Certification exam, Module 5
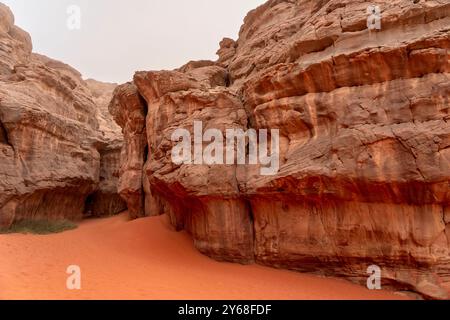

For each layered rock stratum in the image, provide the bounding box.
[111,0,450,299]
[85,79,127,217]
[0,3,125,226]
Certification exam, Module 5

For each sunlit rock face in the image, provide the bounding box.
[0,3,125,226]
[112,0,450,298]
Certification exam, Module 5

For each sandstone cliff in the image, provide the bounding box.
[111,0,450,299]
[0,3,125,225]
[85,79,127,217]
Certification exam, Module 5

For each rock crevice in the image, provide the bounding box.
[0,119,11,146]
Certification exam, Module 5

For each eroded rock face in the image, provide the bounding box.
[109,83,148,219]
[0,3,31,75]
[85,79,127,217]
[111,0,450,298]
[0,3,125,225]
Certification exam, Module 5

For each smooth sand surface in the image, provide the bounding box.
[0,213,406,300]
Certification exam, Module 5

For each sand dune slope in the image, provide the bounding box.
[0,214,405,300]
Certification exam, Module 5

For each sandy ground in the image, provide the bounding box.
[0,213,406,300]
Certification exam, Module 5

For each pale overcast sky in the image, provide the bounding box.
[3,0,266,83]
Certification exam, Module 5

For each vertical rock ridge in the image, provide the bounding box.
[109,83,148,219]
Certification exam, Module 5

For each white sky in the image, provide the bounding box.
[3,0,266,83]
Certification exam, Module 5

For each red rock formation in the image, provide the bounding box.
[85,79,127,217]
[109,83,148,219]
[111,0,450,298]
[0,3,125,225]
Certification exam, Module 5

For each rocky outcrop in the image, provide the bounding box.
[109,83,148,219]
[0,3,31,75]
[85,79,127,217]
[112,0,450,299]
[0,3,125,226]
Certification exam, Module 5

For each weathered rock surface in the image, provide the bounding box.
[112,0,450,299]
[0,3,31,75]
[0,3,125,225]
[85,79,127,217]
[109,83,148,219]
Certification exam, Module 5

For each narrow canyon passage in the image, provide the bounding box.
[0,213,404,300]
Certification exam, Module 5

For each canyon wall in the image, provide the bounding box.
[85,79,127,217]
[111,0,450,299]
[0,3,125,226]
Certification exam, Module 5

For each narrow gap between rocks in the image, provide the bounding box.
[0,120,11,146]
[245,199,257,263]
[83,193,95,216]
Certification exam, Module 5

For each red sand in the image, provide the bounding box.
[0,213,406,300]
